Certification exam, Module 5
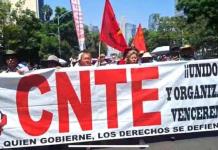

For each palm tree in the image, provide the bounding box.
[42,5,53,21]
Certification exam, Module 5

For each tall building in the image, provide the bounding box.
[8,0,44,19]
[120,16,126,40]
[148,13,160,31]
[107,18,137,56]
[107,17,136,56]
[38,0,44,19]
[125,23,136,44]
[88,25,99,33]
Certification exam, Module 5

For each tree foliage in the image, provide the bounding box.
[2,0,218,64]
[176,0,218,57]
[41,4,53,21]
[1,1,107,66]
[177,0,218,31]
[146,16,185,51]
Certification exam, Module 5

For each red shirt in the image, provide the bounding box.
[117,59,126,65]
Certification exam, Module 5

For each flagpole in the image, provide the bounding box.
[98,41,101,66]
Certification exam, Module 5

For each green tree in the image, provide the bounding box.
[177,0,218,31]
[2,0,42,63]
[39,7,79,60]
[54,7,79,59]
[42,4,53,21]
[0,0,11,50]
[84,25,107,58]
[177,0,218,58]
[54,7,68,17]
[1,1,108,64]
[147,16,185,51]
[0,0,11,26]
[38,33,58,58]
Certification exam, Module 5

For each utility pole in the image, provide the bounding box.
[57,15,61,58]
[56,11,71,58]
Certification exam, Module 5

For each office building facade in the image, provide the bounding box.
[148,13,160,31]
[88,25,99,33]
[125,23,136,44]
[8,0,44,19]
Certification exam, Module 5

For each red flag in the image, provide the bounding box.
[132,24,148,53]
[100,0,128,52]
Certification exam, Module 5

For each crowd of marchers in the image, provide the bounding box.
[0,44,195,75]
[0,44,196,149]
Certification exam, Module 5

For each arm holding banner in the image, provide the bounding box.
[0,111,7,135]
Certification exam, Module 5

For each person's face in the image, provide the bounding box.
[100,56,105,62]
[141,57,150,63]
[47,61,59,68]
[6,55,18,69]
[128,54,138,64]
[80,53,91,66]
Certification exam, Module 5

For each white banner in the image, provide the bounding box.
[1,59,218,148]
[70,0,85,51]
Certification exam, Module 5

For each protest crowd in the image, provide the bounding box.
[2,0,216,149]
[0,44,195,74]
[0,44,196,149]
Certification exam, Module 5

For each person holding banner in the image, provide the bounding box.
[95,53,108,66]
[0,111,7,136]
[117,47,132,65]
[2,50,29,74]
[74,50,92,67]
[169,46,180,61]
[141,52,153,63]
[180,44,196,61]
[45,55,62,68]
[125,49,139,64]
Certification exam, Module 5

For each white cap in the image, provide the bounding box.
[47,55,59,62]
[142,52,152,58]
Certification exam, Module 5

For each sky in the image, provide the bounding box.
[44,0,175,28]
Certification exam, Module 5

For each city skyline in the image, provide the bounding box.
[44,0,175,28]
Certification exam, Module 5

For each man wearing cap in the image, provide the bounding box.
[141,52,153,63]
[0,111,7,135]
[180,44,196,61]
[46,55,62,68]
[2,50,29,74]
[95,53,108,66]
